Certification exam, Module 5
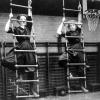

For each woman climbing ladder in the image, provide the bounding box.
[1,0,39,98]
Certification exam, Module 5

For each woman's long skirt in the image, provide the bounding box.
[1,40,36,72]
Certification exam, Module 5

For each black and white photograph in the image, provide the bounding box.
[0,0,100,100]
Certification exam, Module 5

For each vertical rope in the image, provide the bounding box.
[10,0,12,14]
[10,0,19,95]
[63,0,65,17]
[28,0,39,96]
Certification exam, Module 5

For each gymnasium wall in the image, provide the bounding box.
[0,0,100,99]
[0,13,100,43]
[0,13,100,99]
[0,42,98,99]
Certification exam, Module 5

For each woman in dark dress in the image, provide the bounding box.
[2,11,36,72]
[1,9,38,96]
[57,19,90,93]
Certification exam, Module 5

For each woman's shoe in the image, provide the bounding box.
[81,86,89,93]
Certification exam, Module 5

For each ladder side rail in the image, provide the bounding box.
[63,0,87,93]
[10,0,39,97]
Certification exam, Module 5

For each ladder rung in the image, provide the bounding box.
[63,8,81,12]
[67,63,85,66]
[15,64,38,67]
[13,34,35,37]
[16,94,39,98]
[14,49,36,52]
[67,49,85,52]
[64,21,82,25]
[65,36,83,38]
[68,90,83,93]
[16,79,39,82]
[10,3,32,9]
[67,77,86,79]
[11,18,33,23]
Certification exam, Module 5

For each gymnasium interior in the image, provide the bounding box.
[0,0,100,100]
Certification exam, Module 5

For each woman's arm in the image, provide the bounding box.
[5,13,13,33]
[57,22,64,35]
[57,17,69,38]
[57,17,65,34]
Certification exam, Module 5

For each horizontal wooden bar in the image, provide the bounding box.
[67,77,86,79]
[68,90,83,93]
[67,48,85,52]
[16,94,39,98]
[10,3,32,9]
[63,8,81,12]
[13,34,35,37]
[64,21,82,25]
[16,79,39,82]
[11,18,33,23]
[15,64,38,67]
[67,63,86,66]
[65,36,84,38]
[14,49,36,52]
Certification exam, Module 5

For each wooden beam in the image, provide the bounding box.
[83,0,87,14]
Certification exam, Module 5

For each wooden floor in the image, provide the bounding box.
[27,92,100,100]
